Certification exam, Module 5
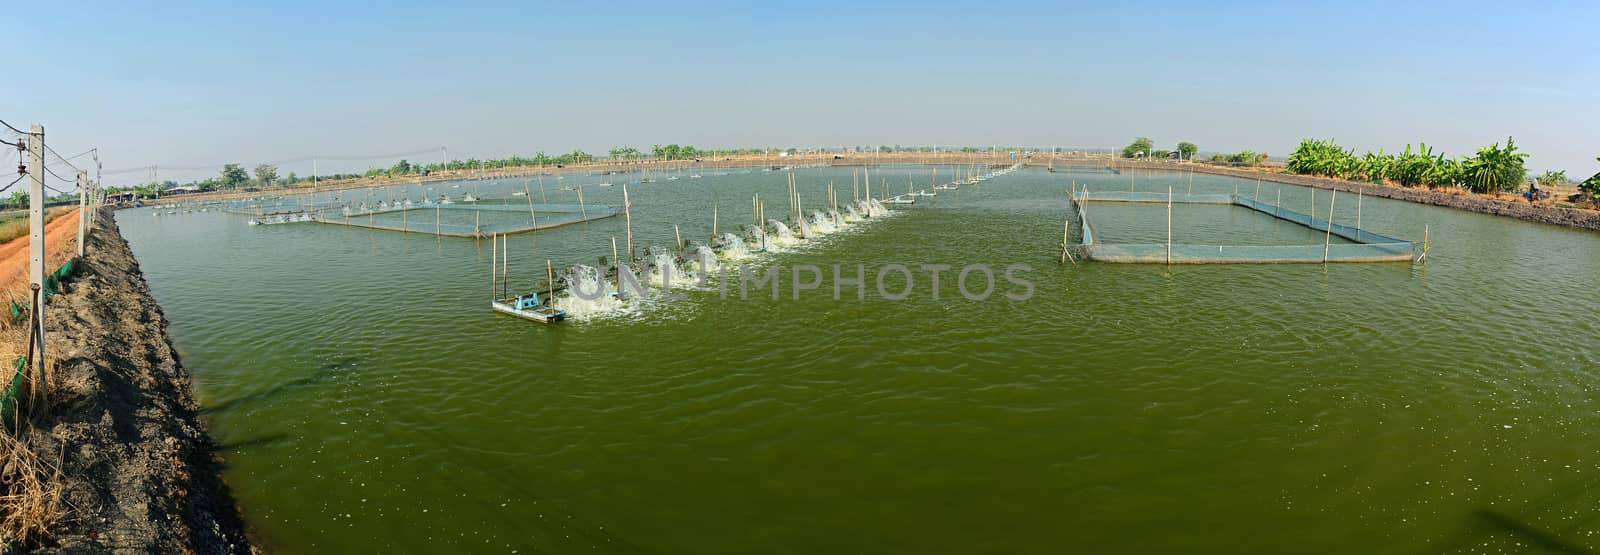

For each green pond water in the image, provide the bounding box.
[117,166,1600,554]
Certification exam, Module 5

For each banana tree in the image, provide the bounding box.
[1460,137,1528,195]
[1580,157,1600,201]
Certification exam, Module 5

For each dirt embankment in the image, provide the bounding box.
[1037,159,1600,232]
[18,208,251,553]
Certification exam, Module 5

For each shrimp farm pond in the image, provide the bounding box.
[119,165,1600,553]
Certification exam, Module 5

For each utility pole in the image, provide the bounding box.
[77,170,87,256]
[26,126,46,398]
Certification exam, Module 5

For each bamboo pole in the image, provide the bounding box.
[525,184,538,226]
[546,259,554,301]
[1356,187,1364,243]
[623,184,634,262]
[674,224,683,253]
[502,234,509,297]
[1323,189,1337,263]
[611,237,620,274]
[577,185,586,219]
[712,202,718,243]
[865,169,871,205]
[491,233,497,300]
[1419,225,1430,264]
[1166,185,1173,265]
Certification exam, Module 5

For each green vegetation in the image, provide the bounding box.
[1536,170,1567,188]
[220,164,250,189]
[1177,142,1198,160]
[652,144,700,160]
[253,164,278,188]
[1211,150,1265,166]
[1121,137,1153,158]
[1579,158,1600,201]
[1285,137,1531,192]
[1459,137,1527,194]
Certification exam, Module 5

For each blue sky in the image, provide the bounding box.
[7,1,1598,185]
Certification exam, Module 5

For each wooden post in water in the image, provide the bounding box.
[1254,180,1261,202]
[475,211,481,238]
[491,233,497,300]
[524,184,537,226]
[436,206,441,235]
[1419,224,1430,264]
[1166,185,1174,265]
[674,225,683,254]
[611,237,620,274]
[402,204,407,233]
[623,184,634,262]
[546,259,554,299]
[577,185,586,219]
[1356,187,1364,243]
[501,234,509,297]
[1276,188,1282,217]
[1323,189,1337,263]
[711,202,718,243]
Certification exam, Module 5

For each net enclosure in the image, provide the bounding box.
[1069,190,1418,264]
[244,202,617,238]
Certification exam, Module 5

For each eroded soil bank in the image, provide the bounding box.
[22,208,250,553]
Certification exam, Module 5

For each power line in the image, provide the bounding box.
[42,164,79,189]
[53,147,95,163]
[42,143,82,173]
[0,118,22,135]
[3,175,24,192]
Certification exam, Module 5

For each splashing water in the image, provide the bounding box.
[810,210,836,234]
[743,225,770,252]
[643,252,698,290]
[690,245,719,277]
[844,204,862,222]
[718,233,749,260]
[554,264,630,320]
[767,220,795,245]
[868,199,889,218]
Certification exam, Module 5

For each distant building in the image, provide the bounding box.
[165,185,204,195]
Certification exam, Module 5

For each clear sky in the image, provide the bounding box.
[7,0,1598,186]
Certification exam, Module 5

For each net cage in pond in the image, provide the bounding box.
[1068,191,1418,264]
[250,202,617,238]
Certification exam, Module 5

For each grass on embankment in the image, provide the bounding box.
[0,208,75,245]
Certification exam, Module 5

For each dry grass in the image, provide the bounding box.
[0,430,63,548]
[0,208,75,246]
